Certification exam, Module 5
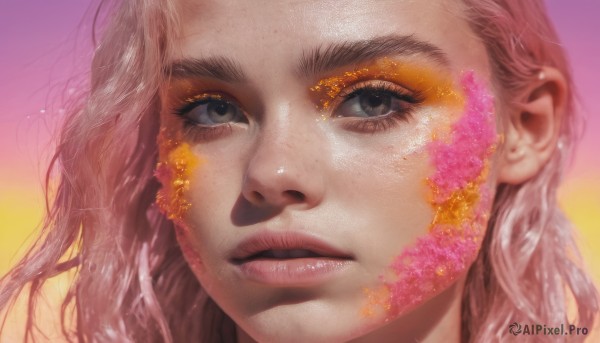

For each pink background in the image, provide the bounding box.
[1,0,599,338]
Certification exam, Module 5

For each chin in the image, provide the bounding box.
[234,278,465,343]
[241,324,362,343]
[234,301,372,343]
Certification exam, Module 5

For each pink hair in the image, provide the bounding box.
[460,1,598,341]
[0,0,597,342]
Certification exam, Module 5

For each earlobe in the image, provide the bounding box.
[498,67,567,185]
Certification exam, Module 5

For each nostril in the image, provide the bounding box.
[252,191,265,202]
[285,190,305,202]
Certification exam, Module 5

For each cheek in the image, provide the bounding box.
[154,126,204,271]
[363,71,498,319]
[155,127,201,226]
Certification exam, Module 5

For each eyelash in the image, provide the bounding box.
[171,81,424,140]
[172,94,238,141]
[332,81,424,134]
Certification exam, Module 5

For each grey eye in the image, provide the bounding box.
[357,91,393,116]
[185,99,245,125]
[336,89,408,118]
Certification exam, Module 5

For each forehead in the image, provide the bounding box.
[173,0,490,81]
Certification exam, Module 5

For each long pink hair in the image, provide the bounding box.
[1,0,597,342]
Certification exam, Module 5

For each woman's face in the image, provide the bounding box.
[157,0,499,341]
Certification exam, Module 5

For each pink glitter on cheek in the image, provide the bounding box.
[363,71,498,318]
[428,72,497,203]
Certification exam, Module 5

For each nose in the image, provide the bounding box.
[241,105,325,210]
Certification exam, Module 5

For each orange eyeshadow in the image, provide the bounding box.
[184,93,222,104]
[309,57,464,110]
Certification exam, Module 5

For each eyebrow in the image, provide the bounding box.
[166,34,449,83]
[297,34,449,78]
[168,56,247,82]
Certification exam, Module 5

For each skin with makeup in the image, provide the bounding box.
[154,1,564,342]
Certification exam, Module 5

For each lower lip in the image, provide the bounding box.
[234,258,352,286]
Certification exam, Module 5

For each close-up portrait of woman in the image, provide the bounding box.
[1,0,599,342]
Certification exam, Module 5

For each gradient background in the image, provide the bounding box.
[1,0,599,340]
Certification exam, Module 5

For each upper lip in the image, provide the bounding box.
[229,231,354,263]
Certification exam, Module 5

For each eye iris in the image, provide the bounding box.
[359,91,391,116]
[207,101,235,122]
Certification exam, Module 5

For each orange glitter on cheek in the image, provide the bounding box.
[309,58,465,110]
[155,127,201,225]
[360,72,498,319]
[429,179,481,229]
[361,285,391,319]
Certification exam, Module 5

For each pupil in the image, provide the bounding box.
[367,94,383,107]
[214,102,229,116]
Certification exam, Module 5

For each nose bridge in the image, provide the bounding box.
[255,97,320,167]
[261,102,310,157]
[242,99,325,208]
[261,101,292,146]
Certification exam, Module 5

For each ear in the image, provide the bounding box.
[498,67,567,185]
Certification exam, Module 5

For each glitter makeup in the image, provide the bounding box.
[310,58,464,111]
[175,92,224,118]
[362,71,497,318]
[155,126,201,226]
